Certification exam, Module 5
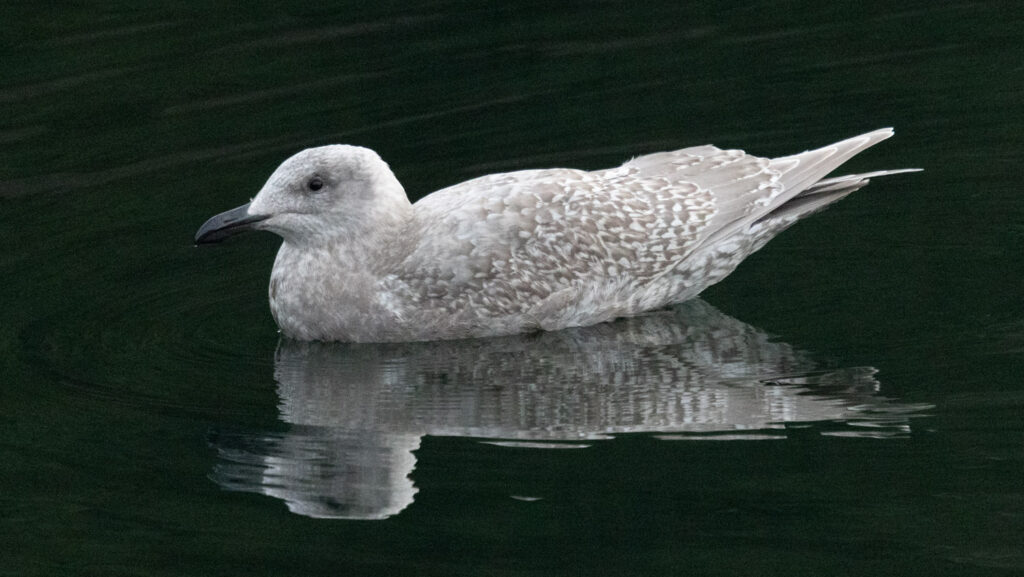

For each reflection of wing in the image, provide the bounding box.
[209,299,929,519]
[272,299,916,437]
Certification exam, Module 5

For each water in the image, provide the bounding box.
[3,1,1023,575]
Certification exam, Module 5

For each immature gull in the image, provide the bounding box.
[195,128,917,342]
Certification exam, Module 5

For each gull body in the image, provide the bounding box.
[195,128,916,342]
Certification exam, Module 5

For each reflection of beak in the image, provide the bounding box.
[194,202,269,244]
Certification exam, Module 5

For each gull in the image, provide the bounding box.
[195,128,917,342]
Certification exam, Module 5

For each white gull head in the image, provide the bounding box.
[247,145,411,246]
[195,129,918,342]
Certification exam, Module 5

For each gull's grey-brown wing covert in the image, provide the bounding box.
[195,128,918,342]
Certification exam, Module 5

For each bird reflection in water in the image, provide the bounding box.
[209,299,929,519]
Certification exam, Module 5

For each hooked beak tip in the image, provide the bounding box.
[194,202,269,244]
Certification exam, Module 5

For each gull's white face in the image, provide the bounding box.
[194,144,408,246]
[247,145,384,242]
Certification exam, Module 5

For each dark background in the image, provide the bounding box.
[2,1,1022,575]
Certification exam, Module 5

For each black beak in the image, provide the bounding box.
[194,202,269,244]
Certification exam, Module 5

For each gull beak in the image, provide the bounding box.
[194,202,269,244]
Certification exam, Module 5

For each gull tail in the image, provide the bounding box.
[760,167,922,223]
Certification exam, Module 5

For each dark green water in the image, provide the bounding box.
[3,1,1023,575]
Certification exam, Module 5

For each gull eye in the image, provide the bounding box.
[307,176,324,192]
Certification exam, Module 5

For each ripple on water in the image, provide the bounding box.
[17,272,279,419]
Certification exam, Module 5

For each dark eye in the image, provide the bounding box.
[307,176,323,191]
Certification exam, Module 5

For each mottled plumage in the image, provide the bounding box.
[195,128,916,342]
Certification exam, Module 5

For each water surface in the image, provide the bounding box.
[2,1,1023,575]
